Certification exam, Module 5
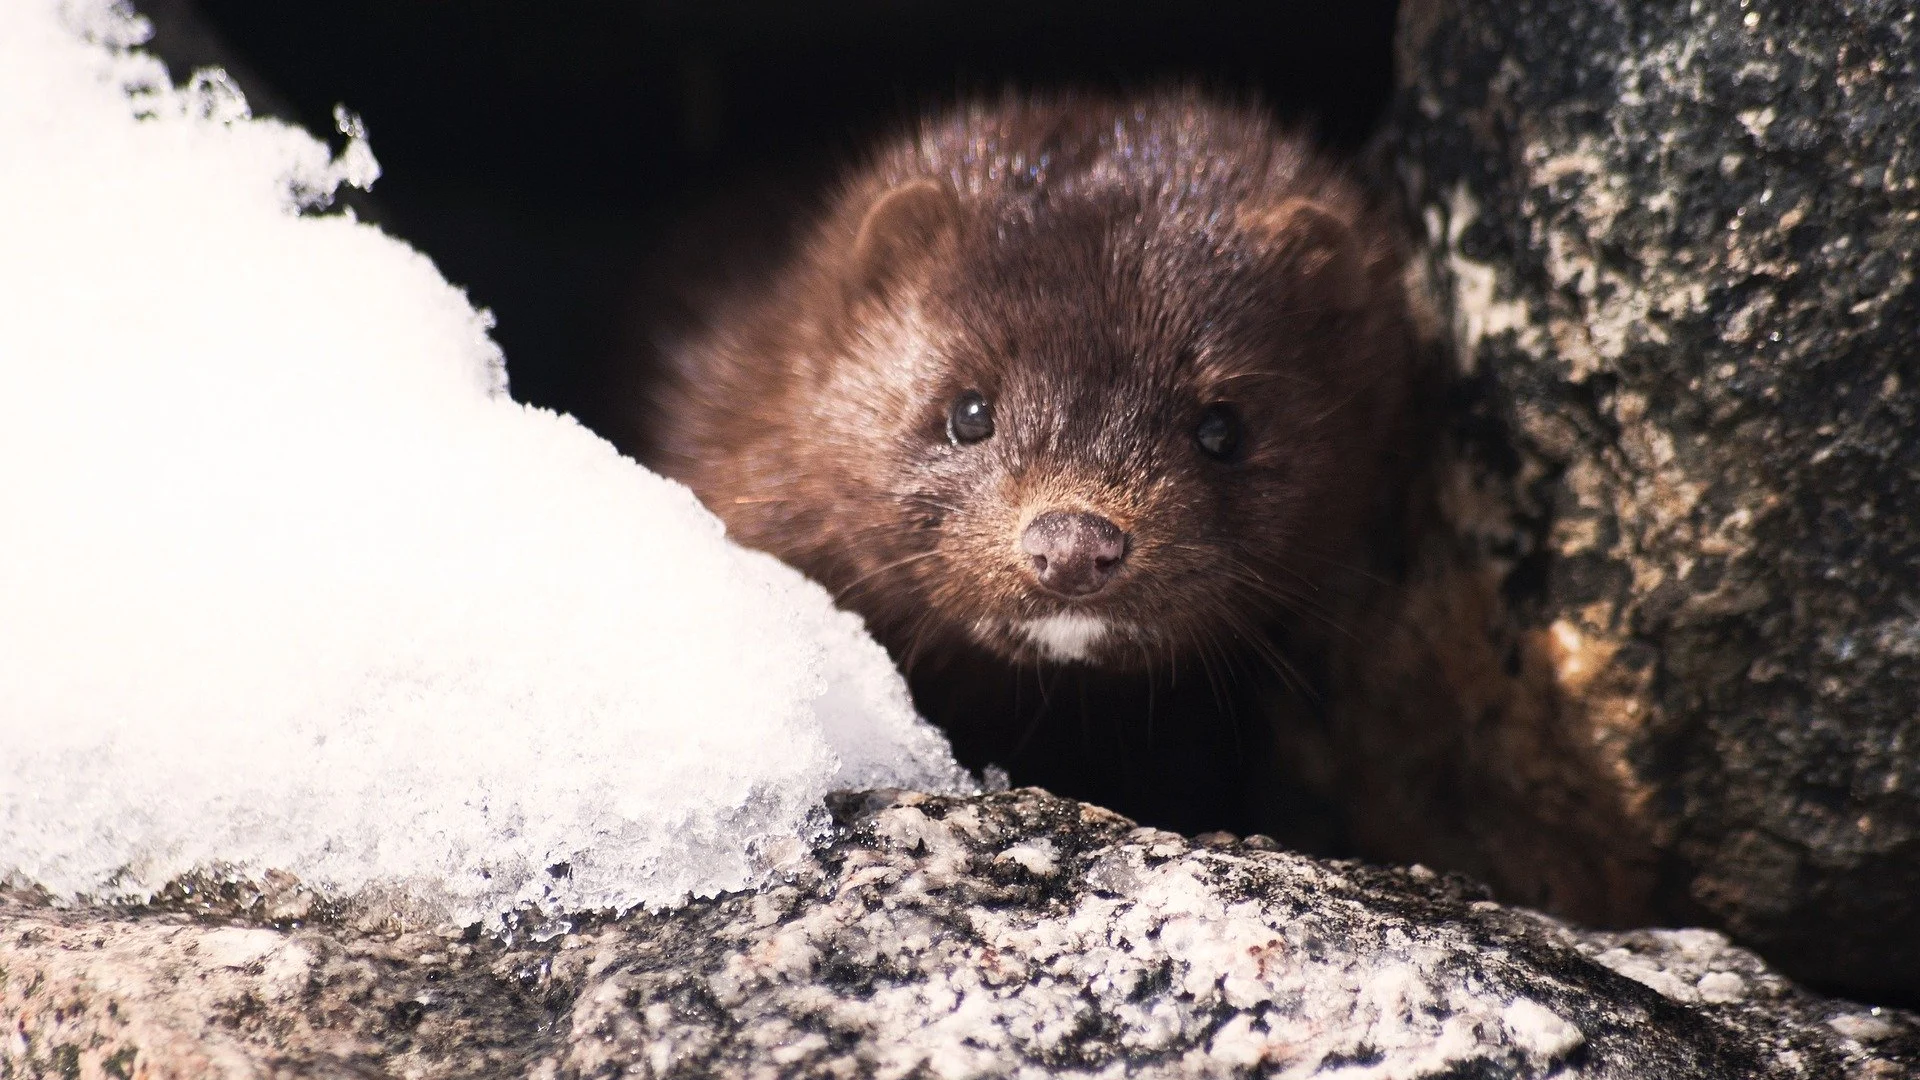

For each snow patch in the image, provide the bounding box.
[1585,928,1762,1007]
[1696,970,1746,1004]
[0,0,967,927]
[1501,998,1583,1061]
[994,839,1059,877]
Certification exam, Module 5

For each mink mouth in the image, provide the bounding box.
[1014,613,1137,664]
[968,612,1151,666]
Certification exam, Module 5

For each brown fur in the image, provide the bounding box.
[639,93,1421,834]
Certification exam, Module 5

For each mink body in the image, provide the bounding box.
[637,94,1418,838]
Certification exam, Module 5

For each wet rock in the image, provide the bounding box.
[1354,0,1920,998]
[2,790,1913,1078]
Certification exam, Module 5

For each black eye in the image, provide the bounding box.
[1195,404,1243,460]
[947,390,995,444]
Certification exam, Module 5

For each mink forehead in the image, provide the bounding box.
[908,95,1300,210]
[916,199,1297,402]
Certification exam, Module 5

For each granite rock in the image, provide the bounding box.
[1351,0,1920,998]
[2,790,1913,1078]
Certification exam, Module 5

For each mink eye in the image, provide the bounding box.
[947,390,995,444]
[1195,404,1243,460]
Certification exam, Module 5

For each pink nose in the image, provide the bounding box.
[1021,511,1129,597]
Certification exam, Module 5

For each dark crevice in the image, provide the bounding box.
[167,0,1399,438]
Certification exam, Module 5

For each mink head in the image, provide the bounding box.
[666,99,1413,673]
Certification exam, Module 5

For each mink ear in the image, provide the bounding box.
[1240,197,1370,312]
[847,179,960,302]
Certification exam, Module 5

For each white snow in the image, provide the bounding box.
[1695,969,1746,1004]
[1500,997,1583,1062]
[993,839,1059,877]
[1585,928,1759,1006]
[0,0,967,927]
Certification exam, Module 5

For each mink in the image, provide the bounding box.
[634,93,1420,839]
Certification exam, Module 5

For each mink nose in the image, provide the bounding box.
[1021,511,1129,597]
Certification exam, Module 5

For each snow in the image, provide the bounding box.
[1500,998,1583,1062]
[1585,927,1761,1006]
[0,0,967,927]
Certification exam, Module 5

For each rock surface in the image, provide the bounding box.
[1347,0,1920,998]
[3,790,1914,1079]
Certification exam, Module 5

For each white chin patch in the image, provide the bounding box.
[1015,613,1114,663]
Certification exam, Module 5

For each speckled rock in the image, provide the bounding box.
[1349,0,1920,998]
[2,790,1913,1078]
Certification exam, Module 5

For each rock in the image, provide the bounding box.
[3,790,1913,1078]
[1348,0,1920,998]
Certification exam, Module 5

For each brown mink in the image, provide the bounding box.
[637,93,1418,840]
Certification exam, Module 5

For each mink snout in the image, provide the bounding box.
[1020,510,1129,597]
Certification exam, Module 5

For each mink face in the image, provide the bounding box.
[647,95,1414,680]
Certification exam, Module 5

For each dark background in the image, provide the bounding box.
[156,0,1399,441]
